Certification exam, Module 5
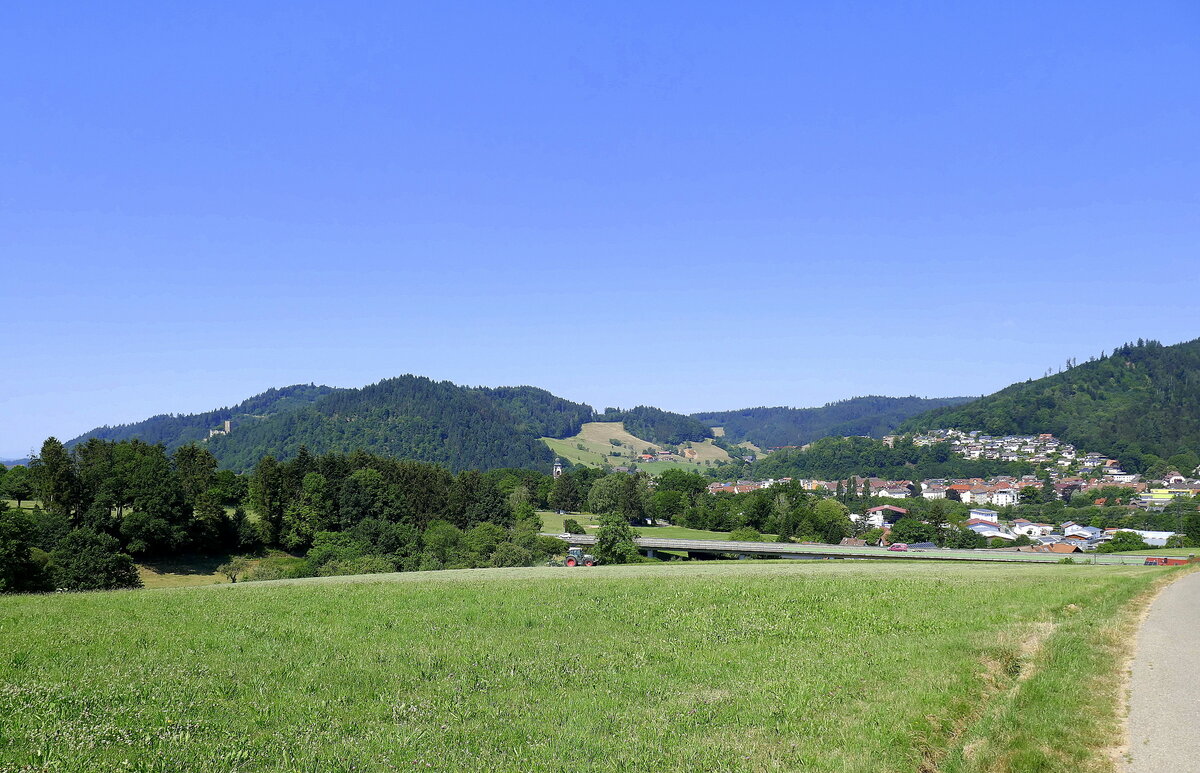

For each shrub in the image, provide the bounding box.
[48,529,141,591]
[217,556,251,583]
[490,542,534,568]
[1095,531,1150,553]
[562,519,586,535]
[244,554,311,582]
[730,527,762,542]
[0,507,52,593]
[594,513,642,564]
[466,522,508,556]
[534,535,566,558]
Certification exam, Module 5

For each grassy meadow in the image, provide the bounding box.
[541,421,732,473]
[0,560,1179,772]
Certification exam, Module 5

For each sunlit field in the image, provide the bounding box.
[0,560,1174,772]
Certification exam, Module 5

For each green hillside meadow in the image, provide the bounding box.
[0,561,1175,772]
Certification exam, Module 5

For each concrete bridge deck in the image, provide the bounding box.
[553,534,1173,566]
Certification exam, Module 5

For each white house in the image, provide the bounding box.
[1011,521,1054,538]
[968,508,1000,524]
[968,521,1015,541]
[850,512,885,528]
[922,486,946,500]
[990,488,1020,507]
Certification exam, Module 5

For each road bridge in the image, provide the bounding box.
[551,534,1177,566]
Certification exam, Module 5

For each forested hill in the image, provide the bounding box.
[205,376,595,472]
[694,396,973,448]
[901,338,1200,471]
[66,384,338,452]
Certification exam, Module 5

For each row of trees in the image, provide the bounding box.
[0,438,583,593]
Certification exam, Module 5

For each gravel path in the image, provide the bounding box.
[1127,569,1200,772]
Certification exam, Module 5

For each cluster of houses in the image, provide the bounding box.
[706,478,793,495]
[903,429,1088,467]
[850,505,1181,552]
[899,429,1175,481]
[702,467,1200,512]
[637,449,689,463]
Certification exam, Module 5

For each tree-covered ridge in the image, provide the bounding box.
[66,384,339,452]
[208,376,595,472]
[749,435,1035,481]
[693,396,973,448]
[595,406,713,446]
[901,338,1200,471]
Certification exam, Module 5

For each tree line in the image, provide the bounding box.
[0,438,581,594]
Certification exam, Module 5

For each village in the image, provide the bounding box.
[704,430,1200,553]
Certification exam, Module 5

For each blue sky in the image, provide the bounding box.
[2,1,1198,457]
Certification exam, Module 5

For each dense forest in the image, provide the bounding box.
[65,384,338,454]
[595,405,713,445]
[902,339,1200,472]
[745,435,1036,481]
[693,396,972,448]
[0,437,575,593]
[58,375,981,476]
[61,377,604,473]
[197,377,595,472]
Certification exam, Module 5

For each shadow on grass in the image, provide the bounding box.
[139,553,233,577]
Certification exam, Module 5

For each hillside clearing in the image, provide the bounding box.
[542,421,731,472]
[0,561,1173,772]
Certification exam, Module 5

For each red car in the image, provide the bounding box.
[887,543,909,552]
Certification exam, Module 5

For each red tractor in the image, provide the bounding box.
[564,546,597,567]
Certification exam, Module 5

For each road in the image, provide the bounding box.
[1126,569,1200,772]
[553,534,1166,565]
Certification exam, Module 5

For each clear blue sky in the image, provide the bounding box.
[2,2,1198,458]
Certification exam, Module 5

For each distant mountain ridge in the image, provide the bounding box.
[694,396,974,449]
[66,384,338,452]
[60,376,977,474]
[901,337,1200,471]
[205,376,597,472]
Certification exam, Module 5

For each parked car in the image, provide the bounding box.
[887,543,909,552]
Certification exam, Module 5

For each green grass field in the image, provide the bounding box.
[0,561,1180,772]
[1119,547,1198,557]
[541,421,732,473]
